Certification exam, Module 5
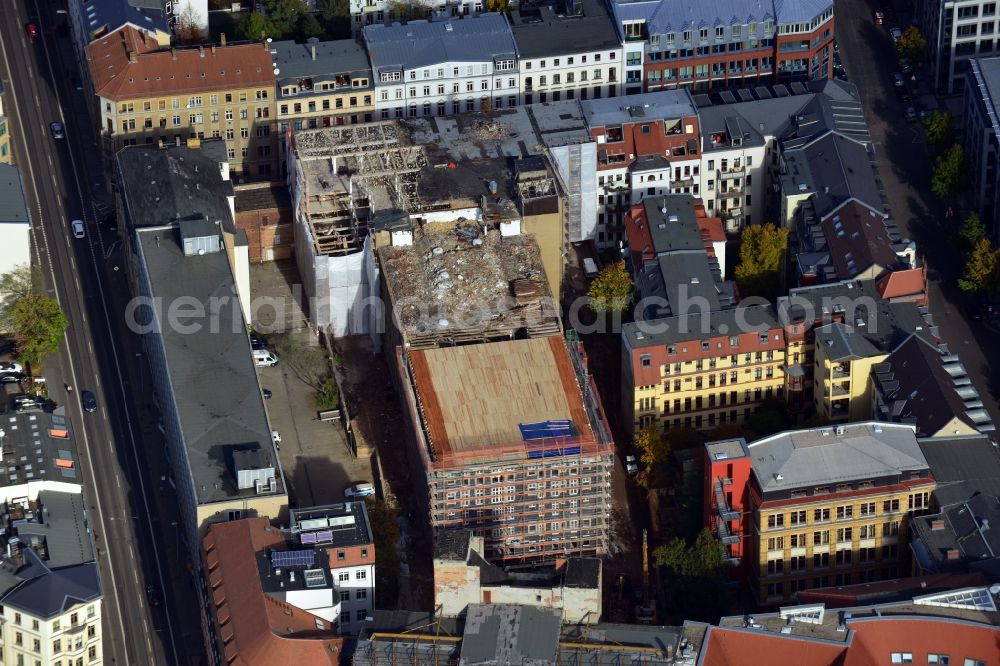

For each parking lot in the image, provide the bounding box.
[254,335,372,507]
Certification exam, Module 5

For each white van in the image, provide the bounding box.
[253,349,279,367]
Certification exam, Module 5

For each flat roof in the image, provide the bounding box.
[0,165,29,225]
[459,604,561,666]
[136,225,285,505]
[580,89,698,129]
[510,0,622,59]
[409,337,591,456]
[289,501,374,549]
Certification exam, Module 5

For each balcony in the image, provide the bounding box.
[832,365,850,379]
[830,384,850,397]
[719,166,745,181]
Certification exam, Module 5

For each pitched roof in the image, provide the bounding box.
[814,322,883,361]
[87,26,276,101]
[822,200,898,279]
[876,267,926,300]
[784,132,883,221]
[509,0,622,59]
[0,165,29,225]
[873,335,985,438]
[1,556,101,618]
[202,518,343,665]
[917,435,1000,505]
[609,0,776,37]
[69,0,169,43]
[700,625,846,666]
[364,15,517,73]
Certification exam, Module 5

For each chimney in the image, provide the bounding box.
[127,50,138,64]
[211,45,216,55]
[930,518,945,530]
[171,48,177,60]
[946,548,960,560]
[311,45,317,61]
[220,33,227,46]
[199,45,204,58]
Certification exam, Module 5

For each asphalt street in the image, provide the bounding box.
[0,2,193,664]
[835,0,1000,426]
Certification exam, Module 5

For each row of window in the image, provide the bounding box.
[378,96,519,119]
[523,53,616,69]
[116,91,266,114]
[647,59,775,82]
[651,349,778,374]
[766,523,899,548]
[280,96,372,115]
[764,497,925,529]
[525,70,612,88]
[764,565,899,597]
[379,61,516,84]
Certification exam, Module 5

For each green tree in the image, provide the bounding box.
[959,237,1000,293]
[897,25,927,64]
[0,265,41,307]
[587,260,633,314]
[8,292,68,366]
[174,4,205,44]
[922,110,953,156]
[276,336,329,390]
[634,426,670,488]
[734,223,788,300]
[931,144,968,199]
[264,0,308,35]
[485,0,510,11]
[959,212,987,251]
[654,528,732,623]
[314,376,340,410]
[236,11,278,40]
[298,12,325,39]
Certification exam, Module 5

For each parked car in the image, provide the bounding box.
[82,390,97,413]
[253,349,278,367]
[904,107,918,122]
[250,334,267,350]
[71,219,85,239]
[0,373,23,384]
[146,584,162,607]
[0,361,24,374]
[873,10,885,24]
[898,56,912,74]
[13,395,44,412]
[625,455,639,475]
[262,388,272,399]
[25,23,39,41]
[889,26,903,42]
[344,482,376,499]
[49,122,64,139]
[891,71,906,87]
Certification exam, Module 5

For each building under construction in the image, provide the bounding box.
[352,605,693,666]
[397,334,613,567]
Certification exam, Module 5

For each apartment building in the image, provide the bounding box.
[510,0,624,105]
[965,56,1000,239]
[916,0,1000,93]
[272,38,375,137]
[397,336,614,567]
[0,408,104,666]
[873,334,995,437]
[0,165,32,276]
[623,194,732,318]
[364,15,520,120]
[583,90,702,247]
[608,0,834,94]
[621,305,788,436]
[86,27,279,178]
[201,517,344,665]
[116,143,288,575]
[288,503,376,635]
[812,322,888,422]
[349,0,483,33]
[705,422,936,605]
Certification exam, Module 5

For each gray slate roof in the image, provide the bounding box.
[272,38,372,86]
[748,422,927,494]
[365,15,517,74]
[609,0,775,36]
[918,435,1000,507]
[1,556,101,619]
[623,303,782,348]
[135,224,284,505]
[815,321,883,361]
[70,0,168,42]
[782,131,882,221]
[460,604,561,666]
[510,0,621,59]
[16,492,94,570]
[0,409,79,490]
[0,165,29,225]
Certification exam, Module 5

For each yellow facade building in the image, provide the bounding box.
[813,322,888,422]
[86,28,278,179]
[705,422,936,606]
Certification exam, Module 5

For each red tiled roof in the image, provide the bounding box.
[845,617,1000,666]
[201,518,343,665]
[877,266,926,301]
[698,215,726,243]
[86,25,275,101]
[701,627,846,666]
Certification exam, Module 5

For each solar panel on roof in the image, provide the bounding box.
[300,532,318,544]
[736,89,754,102]
[719,91,737,104]
[271,549,316,568]
[754,86,771,99]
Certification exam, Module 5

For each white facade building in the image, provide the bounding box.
[916,0,1000,93]
[364,14,520,119]
[0,165,31,281]
[510,0,624,105]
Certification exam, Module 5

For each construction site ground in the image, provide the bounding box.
[334,335,434,611]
